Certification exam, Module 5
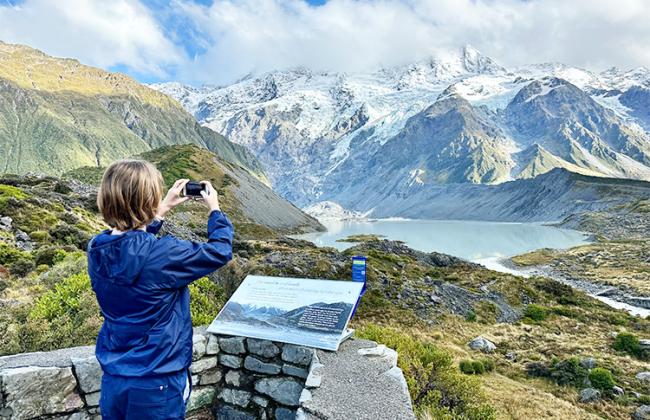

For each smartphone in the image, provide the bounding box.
[183,181,206,197]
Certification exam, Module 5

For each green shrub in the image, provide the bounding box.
[525,362,551,378]
[472,360,486,374]
[460,359,493,375]
[35,246,65,266]
[465,310,477,322]
[459,360,475,374]
[30,272,93,321]
[36,251,87,289]
[534,278,581,305]
[589,368,615,390]
[14,271,102,352]
[550,357,588,387]
[189,277,226,326]
[551,306,581,319]
[29,230,49,243]
[359,324,495,419]
[0,243,32,266]
[481,358,495,372]
[8,258,35,277]
[53,182,73,195]
[0,185,27,212]
[52,249,69,265]
[612,332,641,357]
[48,223,90,249]
[523,304,548,322]
[35,264,49,274]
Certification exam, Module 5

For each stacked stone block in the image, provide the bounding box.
[0,330,316,420]
[213,336,315,420]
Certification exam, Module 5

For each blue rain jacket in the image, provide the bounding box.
[88,210,233,377]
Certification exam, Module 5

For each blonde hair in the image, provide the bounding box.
[97,160,164,231]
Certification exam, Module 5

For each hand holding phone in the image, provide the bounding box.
[199,181,220,212]
[157,179,191,219]
[183,181,206,197]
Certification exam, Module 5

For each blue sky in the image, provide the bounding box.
[0,0,649,86]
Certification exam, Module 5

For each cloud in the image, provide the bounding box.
[1,0,649,85]
[0,0,183,78]
[175,0,650,85]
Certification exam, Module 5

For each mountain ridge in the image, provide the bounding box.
[153,47,650,212]
[0,41,266,181]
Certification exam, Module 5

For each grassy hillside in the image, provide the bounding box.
[65,144,323,237]
[0,41,265,179]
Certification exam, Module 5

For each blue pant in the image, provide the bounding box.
[100,370,190,420]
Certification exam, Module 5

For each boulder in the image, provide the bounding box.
[192,334,207,361]
[636,372,650,384]
[219,337,247,355]
[633,405,650,420]
[244,356,281,375]
[579,357,596,370]
[14,231,33,251]
[71,355,102,394]
[468,336,496,353]
[0,366,83,418]
[0,216,12,230]
[252,396,268,408]
[579,388,600,403]
[639,339,650,352]
[219,388,251,408]
[282,345,314,366]
[247,338,280,358]
[254,377,303,406]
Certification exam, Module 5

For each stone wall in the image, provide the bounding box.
[0,328,414,420]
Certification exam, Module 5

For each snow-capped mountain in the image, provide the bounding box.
[152,45,650,216]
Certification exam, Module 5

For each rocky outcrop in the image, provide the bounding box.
[468,336,496,353]
[579,388,600,403]
[0,330,414,420]
[634,405,650,420]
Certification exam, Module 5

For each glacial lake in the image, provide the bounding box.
[293,219,592,266]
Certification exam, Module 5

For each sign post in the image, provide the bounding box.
[350,256,367,317]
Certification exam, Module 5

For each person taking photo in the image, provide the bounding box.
[87,160,233,419]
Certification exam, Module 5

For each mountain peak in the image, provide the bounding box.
[459,44,505,74]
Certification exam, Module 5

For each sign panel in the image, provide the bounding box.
[206,275,364,351]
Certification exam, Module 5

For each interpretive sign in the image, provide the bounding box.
[206,275,365,351]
